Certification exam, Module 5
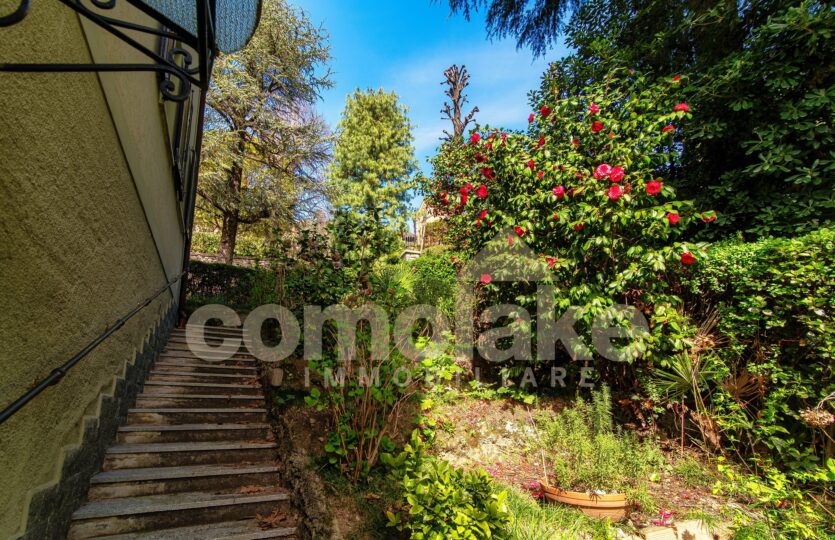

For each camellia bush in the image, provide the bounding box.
[429,68,717,369]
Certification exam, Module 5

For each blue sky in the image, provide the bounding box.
[295,0,567,184]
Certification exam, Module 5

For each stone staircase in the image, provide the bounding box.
[67,326,297,539]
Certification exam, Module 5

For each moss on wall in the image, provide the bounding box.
[0,3,186,537]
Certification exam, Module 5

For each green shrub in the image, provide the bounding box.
[382,430,510,539]
[539,387,663,508]
[186,260,275,310]
[411,253,460,318]
[421,244,453,257]
[191,231,265,257]
[680,228,835,469]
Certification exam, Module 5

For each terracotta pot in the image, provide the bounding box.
[539,480,630,521]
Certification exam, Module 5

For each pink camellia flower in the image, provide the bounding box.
[662,124,675,134]
[538,135,546,148]
[668,212,680,225]
[607,185,624,201]
[609,166,625,183]
[527,160,536,171]
[594,163,613,180]
[480,274,492,285]
[470,133,480,144]
[681,252,696,265]
[674,102,690,112]
[476,184,488,198]
[589,103,600,115]
[573,222,585,232]
[553,185,565,199]
[528,113,535,123]
[540,105,552,118]
[591,120,604,133]
[646,180,662,195]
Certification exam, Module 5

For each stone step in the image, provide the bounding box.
[143,380,261,396]
[88,463,281,499]
[166,336,249,347]
[163,344,255,358]
[149,370,257,383]
[68,490,291,539]
[159,352,257,364]
[153,361,258,374]
[135,394,264,409]
[170,327,247,336]
[93,520,295,539]
[103,441,278,470]
[127,408,268,425]
[117,423,272,444]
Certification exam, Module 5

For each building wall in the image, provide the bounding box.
[0,2,194,538]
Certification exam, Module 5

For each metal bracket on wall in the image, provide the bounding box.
[0,0,215,102]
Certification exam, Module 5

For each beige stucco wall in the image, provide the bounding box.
[0,2,191,537]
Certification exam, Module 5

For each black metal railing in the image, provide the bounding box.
[0,272,184,425]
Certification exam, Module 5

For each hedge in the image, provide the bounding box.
[680,228,834,466]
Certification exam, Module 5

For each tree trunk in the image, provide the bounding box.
[219,212,239,265]
[218,131,247,265]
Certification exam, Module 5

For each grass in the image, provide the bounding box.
[320,467,404,540]
[501,484,630,540]
[672,455,714,488]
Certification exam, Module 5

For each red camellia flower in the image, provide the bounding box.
[475,152,486,163]
[668,212,680,225]
[546,257,557,268]
[440,192,449,205]
[646,180,662,195]
[552,213,559,220]
[673,74,681,83]
[540,105,552,118]
[538,135,546,149]
[589,103,599,115]
[514,225,527,237]
[567,188,577,197]
[485,141,493,150]
[681,252,696,265]
[476,184,488,198]
[480,274,492,285]
[553,185,565,199]
[537,171,544,180]
[609,166,625,183]
[528,113,535,123]
[674,102,690,112]
[572,139,580,147]
[591,120,604,133]
[481,167,496,181]
[470,133,480,144]
[702,214,716,223]
[607,185,624,201]
[465,183,474,191]
[662,124,675,134]
[594,163,613,180]
[573,222,585,231]
[527,160,536,171]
